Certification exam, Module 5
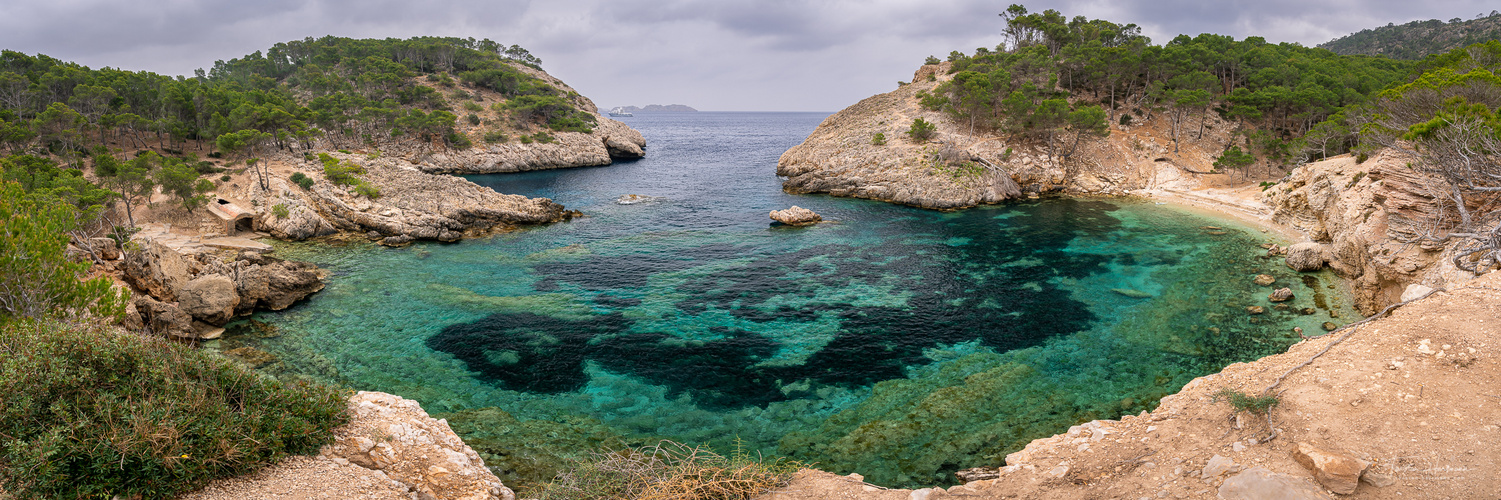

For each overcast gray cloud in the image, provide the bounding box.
[0,0,1495,111]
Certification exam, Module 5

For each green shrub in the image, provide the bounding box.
[1213,146,1256,173]
[1212,388,1279,416]
[519,134,533,144]
[872,132,887,145]
[464,102,485,112]
[272,203,290,219]
[906,117,938,143]
[530,440,800,500]
[0,181,125,321]
[466,113,482,125]
[484,130,510,143]
[316,153,378,199]
[532,132,555,144]
[0,318,348,499]
[355,183,381,199]
[1119,114,1133,126]
[219,174,231,182]
[447,132,474,149]
[289,172,314,190]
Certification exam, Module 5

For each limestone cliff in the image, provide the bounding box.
[1263,150,1481,313]
[778,63,1240,209]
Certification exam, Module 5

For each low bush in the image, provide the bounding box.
[289,172,314,190]
[530,440,800,500]
[871,132,886,146]
[272,203,290,219]
[317,153,379,199]
[906,117,937,143]
[484,130,509,143]
[0,318,348,499]
[1213,388,1279,416]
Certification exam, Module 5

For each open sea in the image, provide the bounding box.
[220,112,1358,488]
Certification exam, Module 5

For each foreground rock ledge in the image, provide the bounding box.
[184,391,514,500]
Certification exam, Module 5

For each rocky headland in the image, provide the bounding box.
[778,62,1238,210]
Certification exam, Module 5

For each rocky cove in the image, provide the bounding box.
[152,106,1469,499]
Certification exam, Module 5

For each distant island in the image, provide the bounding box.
[607,104,699,113]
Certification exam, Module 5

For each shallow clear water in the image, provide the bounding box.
[221,112,1358,488]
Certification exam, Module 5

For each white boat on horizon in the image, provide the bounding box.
[607,107,633,117]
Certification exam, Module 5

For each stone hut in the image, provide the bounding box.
[206,197,255,236]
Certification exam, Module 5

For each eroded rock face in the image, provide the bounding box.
[1285,242,1326,272]
[770,206,823,225]
[178,275,240,326]
[122,234,324,329]
[323,392,514,500]
[1291,442,1367,495]
[130,295,196,339]
[121,239,198,302]
[1265,151,1477,313]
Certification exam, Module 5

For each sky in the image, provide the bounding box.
[0,0,1496,111]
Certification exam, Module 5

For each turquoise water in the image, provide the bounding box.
[218,113,1358,488]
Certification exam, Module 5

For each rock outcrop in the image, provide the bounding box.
[417,118,645,175]
[777,62,1240,210]
[121,234,324,334]
[322,392,514,500]
[253,153,574,245]
[1265,151,1480,312]
[769,206,823,225]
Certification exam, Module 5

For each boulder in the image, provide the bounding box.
[1400,284,1435,302]
[234,259,326,312]
[88,237,121,260]
[1246,306,1265,315]
[121,239,197,302]
[770,206,823,226]
[1285,242,1326,272]
[131,296,196,339]
[1291,442,1368,495]
[178,275,240,325]
[1268,288,1294,302]
[322,391,513,500]
[1218,467,1331,500]
[1254,274,1276,286]
[1202,454,1239,478]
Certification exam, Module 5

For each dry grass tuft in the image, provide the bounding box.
[530,440,802,500]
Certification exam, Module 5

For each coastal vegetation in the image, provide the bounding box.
[0,36,586,174]
[0,175,348,499]
[918,5,1414,170]
[1319,11,1501,59]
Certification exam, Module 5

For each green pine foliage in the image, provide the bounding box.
[906,117,938,142]
[0,180,124,320]
[0,36,576,160]
[0,317,348,499]
[922,4,1414,163]
[1320,13,1501,60]
[317,153,378,199]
